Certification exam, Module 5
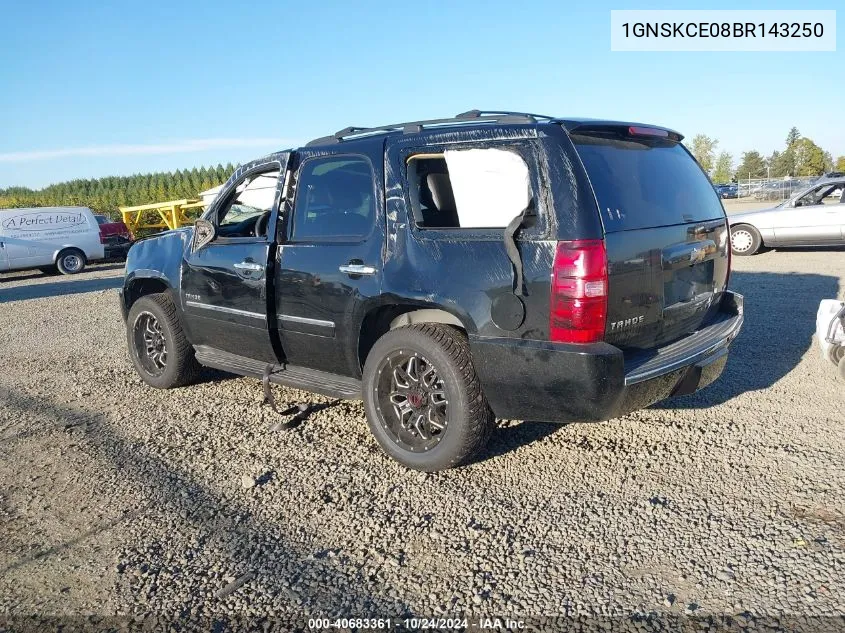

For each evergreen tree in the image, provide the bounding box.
[736,150,767,179]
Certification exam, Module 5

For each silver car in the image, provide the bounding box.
[729,177,845,255]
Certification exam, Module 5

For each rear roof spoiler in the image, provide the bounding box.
[560,119,684,142]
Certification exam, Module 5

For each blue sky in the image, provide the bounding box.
[0,0,841,189]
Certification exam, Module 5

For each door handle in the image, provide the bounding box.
[339,263,376,275]
[233,261,263,272]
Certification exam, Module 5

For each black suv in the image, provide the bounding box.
[120,110,743,471]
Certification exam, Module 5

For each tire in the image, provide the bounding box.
[362,324,494,471]
[730,224,762,256]
[126,292,201,389]
[56,248,86,274]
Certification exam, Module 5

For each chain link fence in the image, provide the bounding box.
[716,175,826,202]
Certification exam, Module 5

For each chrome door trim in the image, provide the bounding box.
[185,301,266,320]
[277,314,335,328]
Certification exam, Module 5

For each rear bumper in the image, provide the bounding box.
[471,291,744,423]
[103,238,132,259]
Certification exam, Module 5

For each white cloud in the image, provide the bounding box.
[0,138,298,163]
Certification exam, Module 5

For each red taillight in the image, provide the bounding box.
[98,230,106,244]
[628,125,669,138]
[725,221,732,289]
[550,240,608,343]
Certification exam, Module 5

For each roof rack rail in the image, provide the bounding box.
[306,111,546,146]
[455,109,557,120]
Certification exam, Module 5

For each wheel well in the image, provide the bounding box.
[125,277,171,311]
[358,306,466,369]
[54,246,87,263]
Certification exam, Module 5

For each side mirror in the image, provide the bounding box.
[192,219,216,251]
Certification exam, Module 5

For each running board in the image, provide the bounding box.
[193,345,362,400]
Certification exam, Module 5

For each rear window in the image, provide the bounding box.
[571,134,724,232]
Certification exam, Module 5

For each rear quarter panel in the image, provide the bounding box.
[381,127,601,340]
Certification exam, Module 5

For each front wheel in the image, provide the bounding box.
[730,224,762,256]
[362,324,494,471]
[126,293,200,389]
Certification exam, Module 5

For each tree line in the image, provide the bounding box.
[0,164,237,219]
[688,127,845,184]
[3,128,844,215]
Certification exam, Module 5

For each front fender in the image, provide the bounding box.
[121,229,191,318]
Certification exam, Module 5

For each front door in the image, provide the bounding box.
[275,152,383,377]
[0,239,9,271]
[182,158,287,363]
[774,182,845,245]
[2,235,40,270]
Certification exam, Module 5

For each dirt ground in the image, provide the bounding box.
[1,247,844,630]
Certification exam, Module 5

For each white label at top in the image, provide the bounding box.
[611,10,836,52]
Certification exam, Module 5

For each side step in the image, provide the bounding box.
[194,345,362,400]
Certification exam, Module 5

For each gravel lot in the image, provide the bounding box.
[1,249,844,629]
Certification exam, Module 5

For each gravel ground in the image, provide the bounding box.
[1,251,844,630]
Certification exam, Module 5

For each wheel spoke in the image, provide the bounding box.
[429,389,448,405]
[420,363,437,388]
[427,406,446,431]
[393,364,412,389]
[412,413,430,440]
[389,391,409,406]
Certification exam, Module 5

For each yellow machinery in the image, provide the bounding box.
[119,199,206,235]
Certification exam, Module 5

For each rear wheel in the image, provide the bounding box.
[127,293,200,389]
[56,248,86,274]
[730,224,762,256]
[362,324,494,471]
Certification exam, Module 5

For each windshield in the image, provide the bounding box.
[571,134,724,232]
[792,182,845,207]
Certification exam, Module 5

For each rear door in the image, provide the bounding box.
[569,128,730,350]
[274,152,382,377]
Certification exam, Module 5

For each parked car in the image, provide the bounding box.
[737,183,761,198]
[755,180,804,201]
[0,206,104,274]
[729,176,845,255]
[94,214,133,259]
[120,110,743,471]
[719,184,738,199]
